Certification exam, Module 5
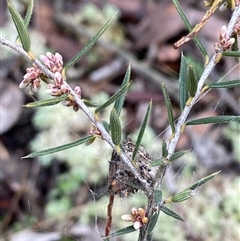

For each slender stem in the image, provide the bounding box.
[105,194,115,237]
[1,5,239,240]
[154,4,240,191]
[0,37,150,194]
[64,81,151,193]
[143,5,240,241]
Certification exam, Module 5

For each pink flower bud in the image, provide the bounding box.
[28,71,39,80]
[57,67,63,73]
[46,88,61,96]
[40,55,55,70]
[60,84,69,94]
[55,53,63,67]
[54,72,63,86]
[46,52,55,61]
[32,79,41,92]
[74,86,81,97]
[34,78,41,89]
[40,55,48,63]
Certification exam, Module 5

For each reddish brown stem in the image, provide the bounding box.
[105,194,115,237]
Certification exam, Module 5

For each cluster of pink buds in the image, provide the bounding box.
[19,63,43,95]
[19,52,64,95]
[20,51,82,111]
[121,207,148,229]
[40,52,63,74]
[40,52,69,96]
[41,52,82,111]
[214,25,235,52]
[45,71,70,96]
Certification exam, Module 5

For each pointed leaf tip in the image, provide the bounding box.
[23,94,68,108]
[23,135,95,158]
[114,65,131,116]
[102,225,136,240]
[132,100,152,160]
[64,12,117,70]
[160,206,185,222]
[161,82,175,133]
[8,1,31,51]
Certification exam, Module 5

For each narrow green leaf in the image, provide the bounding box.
[205,79,240,89]
[169,150,190,162]
[23,94,68,108]
[8,1,31,51]
[150,158,164,167]
[95,82,131,113]
[187,65,198,97]
[24,0,34,27]
[187,171,221,191]
[102,225,136,240]
[179,53,188,111]
[172,0,208,60]
[147,212,160,234]
[64,12,117,70]
[222,51,240,58]
[110,108,122,145]
[132,101,152,161]
[160,206,184,222]
[22,135,95,158]
[154,190,162,205]
[82,99,98,107]
[16,0,34,44]
[162,140,168,158]
[186,116,240,126]
[171,190,193,202]
[161,82,175,133]
[114,64,131,116]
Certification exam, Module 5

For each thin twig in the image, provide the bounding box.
[1,4,239,241]
[139,5,240,241]
[0,37,151,195]
[174,0,223,48]
[54,15,179,100]
[105,194,114,237]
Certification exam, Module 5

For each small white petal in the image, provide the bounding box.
[133,221,142,229]
[121,214,134,222]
